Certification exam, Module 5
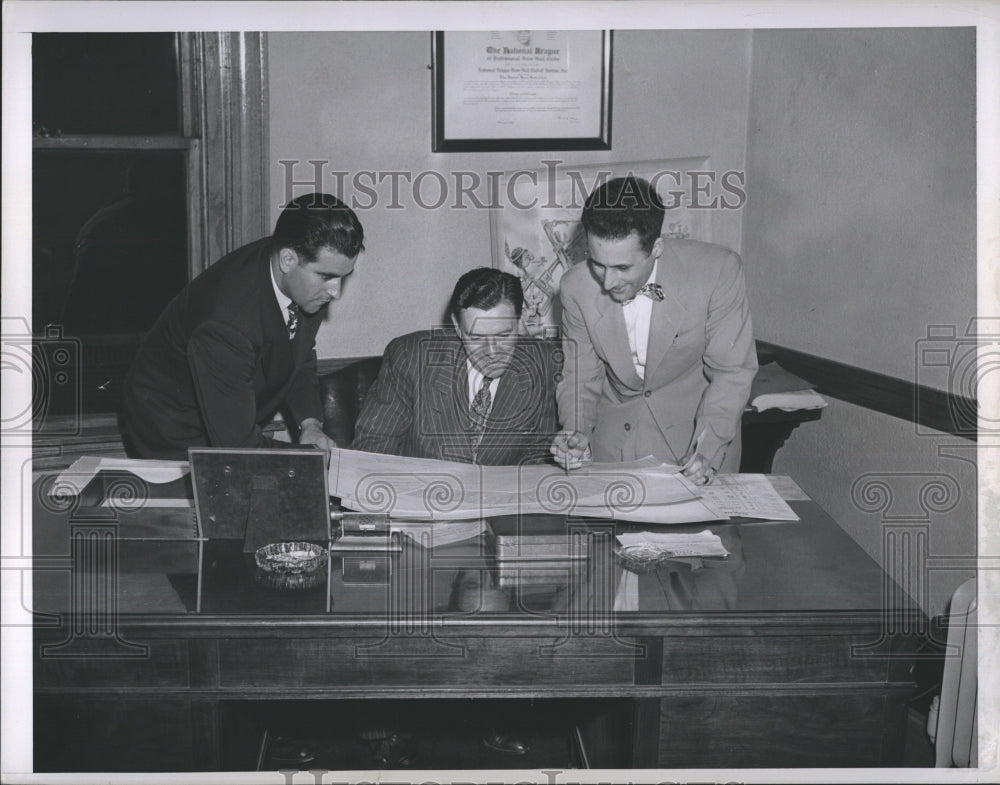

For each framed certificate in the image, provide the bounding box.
[432,30,613,152]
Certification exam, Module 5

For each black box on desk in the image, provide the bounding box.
[330,513,401,552]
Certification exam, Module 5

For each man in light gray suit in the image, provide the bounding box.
[551,176,757,484]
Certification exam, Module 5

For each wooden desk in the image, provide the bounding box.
[32,474,919,772]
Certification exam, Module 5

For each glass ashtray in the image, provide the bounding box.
[254,541,327,589]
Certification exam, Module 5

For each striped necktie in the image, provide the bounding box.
[469,375,493,462]
[285,304,300,339]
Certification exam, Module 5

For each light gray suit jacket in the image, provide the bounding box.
[556,238,757,471]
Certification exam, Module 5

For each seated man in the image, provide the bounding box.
[352,267,559,762]
[354,266,558,465]
[120,193,364,459]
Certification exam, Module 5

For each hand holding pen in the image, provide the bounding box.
[550,429,592,472]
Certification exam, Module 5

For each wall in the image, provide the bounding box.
[268,29,751,358]
[742,28,978,616]
[743,28,976,384]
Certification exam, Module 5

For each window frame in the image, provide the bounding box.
[32,32,269,280]
[32,32,269,461]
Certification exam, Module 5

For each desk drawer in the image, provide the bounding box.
[35,695,196,772]
[655,691,905,767]
[34,638,191,688]
[661,634,891,684]
[217,635,638,689]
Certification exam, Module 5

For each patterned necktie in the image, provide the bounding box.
[285,304,300,339]
[469,375,493,461]
[622,282,664,306]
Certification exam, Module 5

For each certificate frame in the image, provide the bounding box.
[431,30,613,152]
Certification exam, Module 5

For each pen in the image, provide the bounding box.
[562,432,575,475]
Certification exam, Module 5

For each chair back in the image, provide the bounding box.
[935,577,977,767]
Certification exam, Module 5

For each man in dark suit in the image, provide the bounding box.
[353,267,558,465]
[120,193,364,459]
[551,176,757,484]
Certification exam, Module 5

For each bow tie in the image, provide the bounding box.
[622,282,664,305]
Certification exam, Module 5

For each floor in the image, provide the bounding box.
[257,699,584,771]
[255,700,938,771]
[905,706,937,767]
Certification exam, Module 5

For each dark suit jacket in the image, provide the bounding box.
[120,238,325,459]
[352,330,559,466]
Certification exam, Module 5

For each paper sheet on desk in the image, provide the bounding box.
[752,388,827,412]
[616,530,730,559]
[702,474,799,521]
[101,497,193,509]
[53,456,190,495]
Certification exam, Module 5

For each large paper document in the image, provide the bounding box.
[330,448,707,521]
[612,498,729,524]
[53,456,190,495]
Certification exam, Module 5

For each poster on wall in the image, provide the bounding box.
[432,30,612,152]
[490,158,713,336]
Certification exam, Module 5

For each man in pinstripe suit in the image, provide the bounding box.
[353,267,559,466]
[351,268,558,760]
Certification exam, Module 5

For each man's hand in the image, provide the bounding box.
[298,418,336,456]
[681,451,717,485]
[550,430,592,471]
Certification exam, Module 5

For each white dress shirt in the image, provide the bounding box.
[621,258,659,379]
[269,262,296,330]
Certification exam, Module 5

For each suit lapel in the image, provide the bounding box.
[643,244,687,378]
[259,257,291,386]
[426,334,474,462]
[478,341,533,463]
[592,290,644,387]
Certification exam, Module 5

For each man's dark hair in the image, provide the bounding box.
[272,192,365,262]
[449,267,524,321]
[581,176,665,254]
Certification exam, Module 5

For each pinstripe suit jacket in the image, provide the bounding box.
[352,330,559,465]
